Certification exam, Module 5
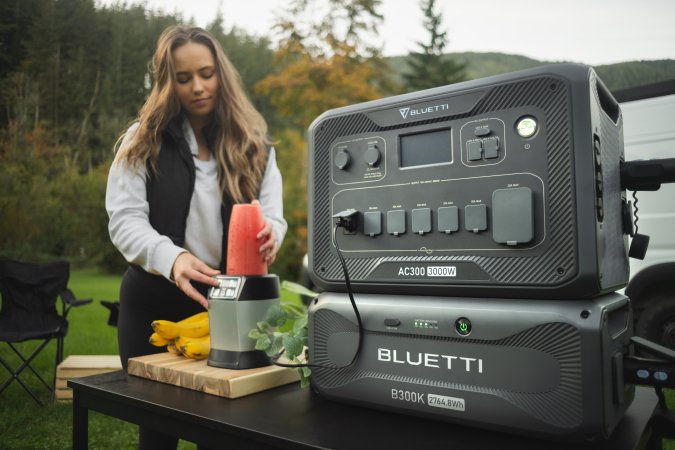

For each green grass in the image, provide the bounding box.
[0,269,674,449]
[0,268,197,449]
[0,269,136,449]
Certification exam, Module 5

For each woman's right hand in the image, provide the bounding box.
[171,252,220,309]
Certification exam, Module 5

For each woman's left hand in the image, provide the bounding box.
[257,218,278,266]
[252,200,277,266]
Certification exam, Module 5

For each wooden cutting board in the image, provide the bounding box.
[128,353,299,399]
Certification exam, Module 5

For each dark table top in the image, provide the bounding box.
[70,370,658,450]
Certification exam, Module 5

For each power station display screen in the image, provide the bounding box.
[399,128,452,168]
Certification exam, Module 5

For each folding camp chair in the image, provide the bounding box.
[100,300,120,327]
[0,259,92,405]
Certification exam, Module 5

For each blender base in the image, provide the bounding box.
[207,348,270,370]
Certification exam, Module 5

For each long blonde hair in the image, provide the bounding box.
[117,26,270,204]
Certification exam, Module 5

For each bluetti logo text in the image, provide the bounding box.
[378,348,483,373]
[399,103,449,119]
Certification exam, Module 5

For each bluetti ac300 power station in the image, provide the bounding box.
[304,64,654,442]
[307,63,629,300]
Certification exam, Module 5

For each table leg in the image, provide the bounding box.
[72,391,88,450]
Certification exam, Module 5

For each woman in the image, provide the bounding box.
[105,26,286,449]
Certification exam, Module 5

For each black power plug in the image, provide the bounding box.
[332,209,358,233]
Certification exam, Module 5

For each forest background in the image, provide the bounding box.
[2,0,675,282]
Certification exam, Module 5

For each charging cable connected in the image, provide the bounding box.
[270,210,364,370]
[332,208,358,233]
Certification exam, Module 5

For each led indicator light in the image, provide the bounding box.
[455,317,472,336]
[654,371,668,381]
[516,117,537,138]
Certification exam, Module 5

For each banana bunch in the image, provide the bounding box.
[149,311,210,359]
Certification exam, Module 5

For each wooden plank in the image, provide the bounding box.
[57,355,121,369]
[55,388,73,400]
[57,355,122,379]
[57,367,122,378]
[55,355,124,402]
[128,353,299,399]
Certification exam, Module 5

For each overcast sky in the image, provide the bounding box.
[97,0,675,65]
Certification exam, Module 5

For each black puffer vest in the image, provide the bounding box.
[145,116,233,271]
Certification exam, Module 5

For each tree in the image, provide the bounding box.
[254,0,399,280]
[0,1,283,276]
[403,0,466,92]
[256,0,398,130]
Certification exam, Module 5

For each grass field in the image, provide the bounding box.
[0,268,140,449]
[0,269,673,449]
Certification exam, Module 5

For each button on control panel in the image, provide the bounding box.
[384,318,401,327]
[455,317,472,336]
[208,276,242,300]
[461,118,505,165]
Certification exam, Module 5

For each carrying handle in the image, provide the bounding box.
[594,75,620,123]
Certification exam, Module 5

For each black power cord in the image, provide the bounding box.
[628,190,650,260]
[632,191,640,234]
[270,218,364,370]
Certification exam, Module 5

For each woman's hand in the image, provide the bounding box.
[252,200,278,266]
[171,252,220,308]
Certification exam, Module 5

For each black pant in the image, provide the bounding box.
[118,265,208,450]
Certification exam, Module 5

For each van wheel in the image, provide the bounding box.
[635,292,675,352]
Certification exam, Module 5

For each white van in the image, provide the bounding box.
[617,81,675,351]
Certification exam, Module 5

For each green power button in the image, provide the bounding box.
[455,317,472,336]
[516,117,538,138]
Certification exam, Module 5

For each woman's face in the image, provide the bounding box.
[172,41,219,122]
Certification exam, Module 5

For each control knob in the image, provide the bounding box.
[335,149,351,170]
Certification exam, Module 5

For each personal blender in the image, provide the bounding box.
[207,203,280,369]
